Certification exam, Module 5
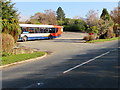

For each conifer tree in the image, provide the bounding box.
[99,8,114,39]
[56,7,65,21]
[1,0,21,42]
[100,8,111,21]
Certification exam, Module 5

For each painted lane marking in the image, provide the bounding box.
[24,48,118,88]
[63,51,110,74]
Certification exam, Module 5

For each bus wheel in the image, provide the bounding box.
[48,35,53,39]
[22,36,28,42]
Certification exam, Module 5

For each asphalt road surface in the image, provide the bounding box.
[1,32,119,89]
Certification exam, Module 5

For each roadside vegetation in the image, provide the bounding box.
[1,0,46,66]
[2,51,46,65]
[1,0,120,66]
[1,0,21,57]
[86,37,120,43]
[21,4,120,42]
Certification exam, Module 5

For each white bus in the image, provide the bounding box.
[19,24,63,41]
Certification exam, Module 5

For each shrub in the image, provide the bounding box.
[2,0,21,42]
[99,27,114,39]
[2,33,15,55]
[89,35,95,41]
[115,29,120,37]
[64,24,86,32]
[83,35,95,41]
[87,26,99,34]
[83,36,89,41]
[106,27,114,39]
[63,18,86,32]
[116,33,120,37]
[111,33,116,38]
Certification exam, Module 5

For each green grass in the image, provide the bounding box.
[1,51,46,65]
[86,37,120,43]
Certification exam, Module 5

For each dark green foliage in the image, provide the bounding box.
[63,19,86,32]
[56,7,65,21]
[115,27,120,37]
[100,8,111,21]
[64,24,85,32]
[1,0,21,42]
[99,8,114,39]
[99,27,115,39]
[64,25,78,32]
[1,0,18,20]
[63,18,71,25]
[86,25,99,34]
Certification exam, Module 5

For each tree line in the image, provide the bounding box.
[22,6,120,39]
[1,0,120,55]
[1,0,120,41]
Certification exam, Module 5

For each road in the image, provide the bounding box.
[1,32,119,89]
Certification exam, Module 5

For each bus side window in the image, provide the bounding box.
[39,28,42,33]
[41,28,45,33]
[34,28,39,33]
[44,28,49,33]
[28,27,35,33]
[49,28,53,33]
[49,28,58,33]
[37,28,40,33]
[21,27,27,33]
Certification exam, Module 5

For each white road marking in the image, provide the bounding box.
[24,48,118,88]
[63,51,110,74]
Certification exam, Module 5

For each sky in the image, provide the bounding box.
[13,0,119,21]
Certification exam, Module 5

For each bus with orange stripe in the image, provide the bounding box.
[19,24,63,41]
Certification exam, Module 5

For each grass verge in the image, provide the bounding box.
[86,37,120,43]
[1,51,46,65]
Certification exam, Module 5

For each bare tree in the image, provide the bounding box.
[86,10,99,26]
[110,7,120,24]
[27,9,57,25]
[44,9,57,25]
